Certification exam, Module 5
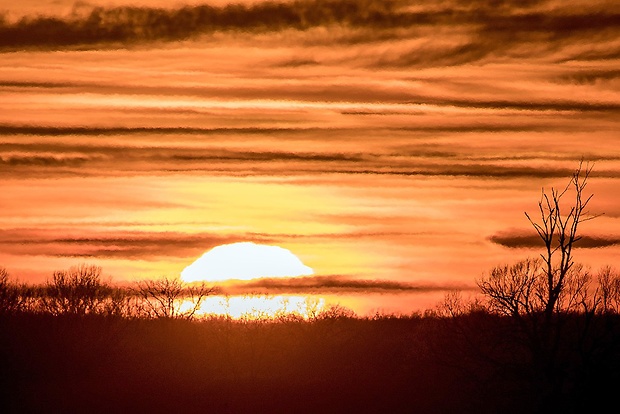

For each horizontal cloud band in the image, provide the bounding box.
[490,232,620,249]
[0,0,618,53]
[219,274,476,294]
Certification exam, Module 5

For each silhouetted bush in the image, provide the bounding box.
[133,276,215,320]
[0,267,24,315]
[39,264,116,316]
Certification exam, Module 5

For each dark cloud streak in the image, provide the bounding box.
[0,125,310,136]
[220,274,476,294]
[490,232,620,249]
[2,134,619,180]
[0,229,273,259]
[0,0,400,49]
[0,0,618,66]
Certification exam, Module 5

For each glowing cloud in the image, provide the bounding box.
[180,242,314,282]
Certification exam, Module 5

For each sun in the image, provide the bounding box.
[180,242,314,282]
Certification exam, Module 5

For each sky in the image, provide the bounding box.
[1,0,619,315]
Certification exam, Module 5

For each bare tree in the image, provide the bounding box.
[524,162,599,318]
[477,258,542,318]
[41,264,111,316]
[134,276,215,320]
[479,162,600,319]
[479,259,601,318]
[596,266,620,314]
[0,267,24,315]
[474,163,620,411]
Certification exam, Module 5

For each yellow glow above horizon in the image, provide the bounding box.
[180,242,314,282]
[186,294,327,320]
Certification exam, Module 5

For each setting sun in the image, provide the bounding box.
[180,242,314,282]
[2,0,620,411]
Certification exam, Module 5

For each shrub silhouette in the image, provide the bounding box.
[40,264,112,316]
[133,276,214,320]
[0,267,24,315]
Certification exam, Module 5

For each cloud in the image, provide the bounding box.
[0,154,98,167]
[0,229,274,259]
[275,57,320,67]
[330,164,597,179]
[416,97,620,113]
[489,231,620,249]
[0,0,399,49]
[557,69,620,85]
[218,274,475,294]
[371,40,493,68]
[0,80,75,88]
[0,124,561,139]
[0,125,302,136]
[0,0,617,67]
[170,150,364,163]
[2,131,619,180]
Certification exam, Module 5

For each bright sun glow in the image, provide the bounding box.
[180,242,314,282]
[179,295,327,319]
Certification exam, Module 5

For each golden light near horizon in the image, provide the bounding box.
[182,294,327,320]
[180,242,314,283]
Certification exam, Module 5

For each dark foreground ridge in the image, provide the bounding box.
[1,310,620,414]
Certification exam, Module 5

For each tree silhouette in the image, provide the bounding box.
[524,162,599,318]
[475,163,620,412]
[41,264,111,316]
[134,276,215,320]
[0,267,24,315]
[478,162,603,317]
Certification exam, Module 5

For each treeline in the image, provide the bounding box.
[0,264,366,321]
[0,264,217,319]
[1,273,619,413]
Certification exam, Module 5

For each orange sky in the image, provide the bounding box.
[0,0,619,315]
